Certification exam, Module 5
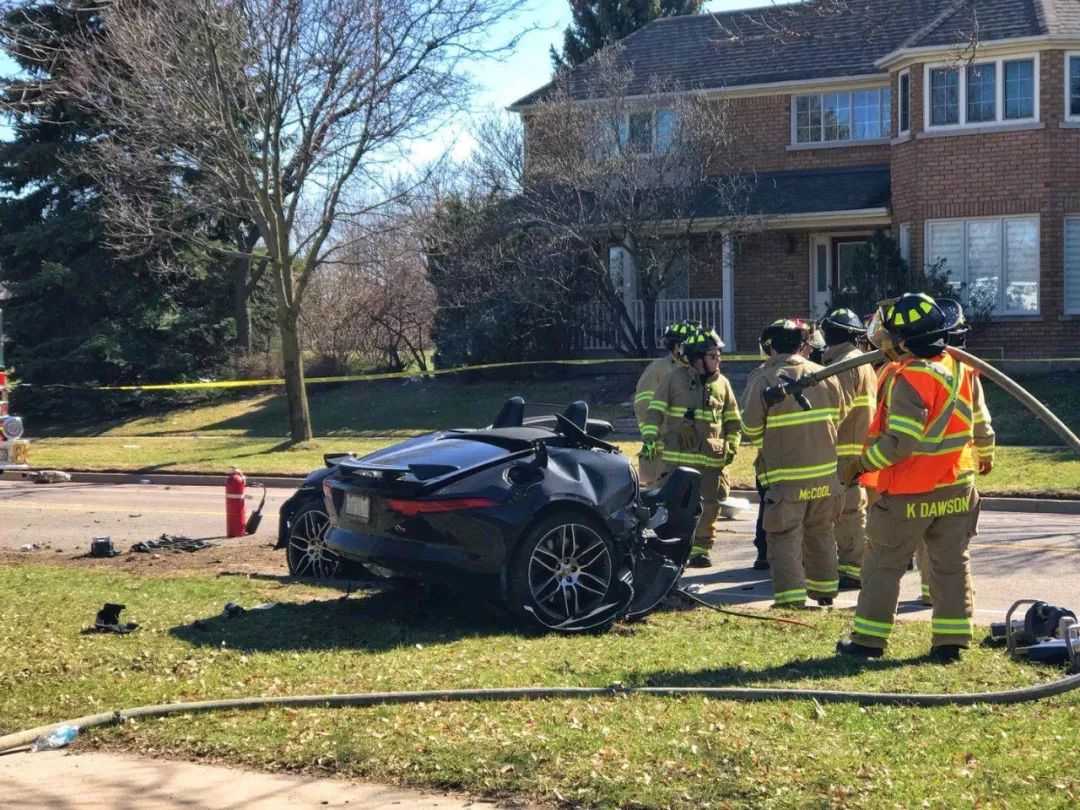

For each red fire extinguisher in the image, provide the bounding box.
[225,468,247,538]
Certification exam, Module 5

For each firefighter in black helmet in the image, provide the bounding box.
[818,307,877,590]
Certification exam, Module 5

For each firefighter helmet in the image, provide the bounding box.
[682,327,724,359]
[761,318,811,354]
[819,307,866,346]
[882,293,951,358]
[661,320,690,349]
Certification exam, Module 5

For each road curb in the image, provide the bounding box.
[24,470,307,489]
[14,471,1080,514]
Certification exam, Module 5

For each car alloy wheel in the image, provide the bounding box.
[527,523,613,622]
[286,504,340,579]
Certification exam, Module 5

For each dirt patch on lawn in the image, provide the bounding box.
[0,534,289,578]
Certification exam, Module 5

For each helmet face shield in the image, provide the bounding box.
[866,300,900,357]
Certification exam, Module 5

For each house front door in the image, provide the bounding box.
[809,234,870,318]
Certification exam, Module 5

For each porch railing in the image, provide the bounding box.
[580,298,723,352]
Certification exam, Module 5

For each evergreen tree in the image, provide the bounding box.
[0,1,237,416]
[551,0,704,71]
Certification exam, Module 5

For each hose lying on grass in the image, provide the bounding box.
[4,673,1080,754]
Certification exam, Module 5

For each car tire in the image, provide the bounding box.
[506,510,619,631]
[285,499,358,580]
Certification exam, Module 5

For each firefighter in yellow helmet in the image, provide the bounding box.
[741,318,848,607]
[634,321,691,487]
[641,327,741,568]
[838,293,980,661]
[818,307,877,590]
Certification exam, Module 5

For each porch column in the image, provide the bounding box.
[721,231,736,352]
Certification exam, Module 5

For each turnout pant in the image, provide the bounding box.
[852,484,979,650]
[762,483,842,605]
[835,480,868,582]
[754,477,768,557]
[693,466,731,549]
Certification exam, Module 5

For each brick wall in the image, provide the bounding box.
[731,231,811,350]
[890,50,1080,357]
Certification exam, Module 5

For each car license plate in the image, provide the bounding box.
[344,492,370,523]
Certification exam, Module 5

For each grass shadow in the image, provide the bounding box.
[169,582,514,653]
[641,652,923,690]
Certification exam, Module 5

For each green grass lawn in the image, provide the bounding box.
[1,565,1077,808]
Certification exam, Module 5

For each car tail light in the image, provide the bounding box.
[385,497,499,517]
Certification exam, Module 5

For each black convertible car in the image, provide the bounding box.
[275,398,702,631]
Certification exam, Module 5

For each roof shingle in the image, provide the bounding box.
[513,0,1080,109]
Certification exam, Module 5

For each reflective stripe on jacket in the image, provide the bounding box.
[860,353,976,495]
[642,365,740,468]
[740,354,849,492]
[822,342,876,459]
[634,354,678,433]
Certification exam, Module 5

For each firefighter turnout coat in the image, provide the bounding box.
[641,364,741,471]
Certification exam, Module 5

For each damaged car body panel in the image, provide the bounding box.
[287,398,701,632]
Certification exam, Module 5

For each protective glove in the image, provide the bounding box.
[840,458,865,488]
[723,438,739,466]
[978,456,993,476]
[640,440,657,461]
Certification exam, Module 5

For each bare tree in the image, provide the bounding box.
[301,214,435,374]
[517,45,757,355]
[9,0,523,441]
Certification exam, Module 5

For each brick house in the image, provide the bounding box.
[511,0,1080,358]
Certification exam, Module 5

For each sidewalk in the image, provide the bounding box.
[0,749,523,809]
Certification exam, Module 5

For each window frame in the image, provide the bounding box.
[922,53,1040,132]
[898,69,911,134]
[924,214,1041,316]
[789,85,891,146]
[1065,51,1080,122]
[602,108,677,156]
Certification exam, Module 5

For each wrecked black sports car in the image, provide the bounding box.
[276,398,701,631]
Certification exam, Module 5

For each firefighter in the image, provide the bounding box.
[642,327,741,568]
[818,307,877,590]
[837,293,979,662]
[741,318,848,607]
[635,321,691,487]
[750,324,775,571]
[914,299,995,606]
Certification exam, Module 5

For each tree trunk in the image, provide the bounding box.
[279,309,313,443]
[233,257,252,353]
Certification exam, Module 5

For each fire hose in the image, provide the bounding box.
[3,671,1080,754]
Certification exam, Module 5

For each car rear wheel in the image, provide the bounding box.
[507,511,617,629]
[286,501,348,579]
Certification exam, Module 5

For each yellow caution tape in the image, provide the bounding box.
[97,355,770,392]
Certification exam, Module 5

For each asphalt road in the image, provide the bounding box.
[1,479,1078,621]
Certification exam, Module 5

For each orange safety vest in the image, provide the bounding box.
[859,361,899,491]
[862,354,975,496]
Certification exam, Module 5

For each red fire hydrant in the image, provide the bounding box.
[225,468,248,538]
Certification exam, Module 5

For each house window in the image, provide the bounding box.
[1004,59,1034,120]
[966,64,996,123]
[1067,54,1080,120]
[793,87,890,144]
[899,70,910,134]
[925,216,1040,314]
[930,67,960,125]
[1064,217,1080,314]
[601,109,677,155]
[926,56,1038,130]
[657,250,690,300]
